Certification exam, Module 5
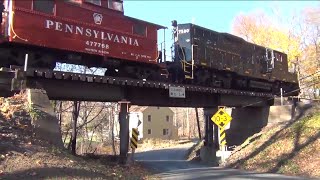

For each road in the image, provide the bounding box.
[135,143,315,180]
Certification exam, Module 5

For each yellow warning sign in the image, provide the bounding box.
[211,108,232,128]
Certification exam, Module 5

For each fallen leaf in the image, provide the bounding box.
[36,160,41,165]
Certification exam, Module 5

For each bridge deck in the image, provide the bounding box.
[0,67,275,107]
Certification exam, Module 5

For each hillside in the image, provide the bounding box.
[0,93,154,180]
[223,102,320,178]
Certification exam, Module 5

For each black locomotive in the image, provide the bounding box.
[167,21,299,96]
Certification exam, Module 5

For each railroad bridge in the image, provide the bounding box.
[0,66,287,163]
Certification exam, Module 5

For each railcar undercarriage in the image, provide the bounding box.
[0,44,298,96]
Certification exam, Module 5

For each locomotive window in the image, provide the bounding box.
[133,24,146,36]
[33,0,55,14]
[108,0,124,12]
[85,0,101,6]
[276,54,283,62]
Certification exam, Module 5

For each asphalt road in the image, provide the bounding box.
[135,143,316,180]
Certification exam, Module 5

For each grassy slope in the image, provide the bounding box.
[224,104,320,178]
[0,94,156,180]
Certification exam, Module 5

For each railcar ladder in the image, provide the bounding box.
[183,60,194,79]
[183,45,196,79]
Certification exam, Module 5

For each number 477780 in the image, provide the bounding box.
[85,41,109,49]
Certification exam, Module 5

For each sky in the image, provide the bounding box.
[123,1,319,57]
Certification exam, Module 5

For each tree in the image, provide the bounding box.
[70,101,81,155]
[232,10,302,66]
[299,6,320,98]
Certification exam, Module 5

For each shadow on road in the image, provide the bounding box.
[159,167,309,180]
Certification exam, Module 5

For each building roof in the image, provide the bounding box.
[129,106,174,113]
[125,16,166,30]
[129,106,148,112]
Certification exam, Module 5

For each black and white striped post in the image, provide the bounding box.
[130,128,138,149]
[130,128,139,163]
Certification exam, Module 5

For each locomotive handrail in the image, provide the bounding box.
[191,44,196,79]
[10,11,28,42]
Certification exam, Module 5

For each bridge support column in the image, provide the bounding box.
[27,89,63,148]
[200,107,218,165]
[118,100,130,164]
[204,109,213,147]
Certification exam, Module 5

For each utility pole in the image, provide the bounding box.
[195,108,201,140]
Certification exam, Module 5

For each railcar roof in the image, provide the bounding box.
[179,23,286,54]
[125,16,166,30]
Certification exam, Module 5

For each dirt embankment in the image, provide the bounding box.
[224,102,320,178]
[0,93,154,180]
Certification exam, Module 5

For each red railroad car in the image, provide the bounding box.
[0,0,165,78]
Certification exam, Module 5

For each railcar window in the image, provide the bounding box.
[33,0,55,14]
[85,0,101,6]
[108,0,124,12]
[133,24,146,36]
[65,0,81,4]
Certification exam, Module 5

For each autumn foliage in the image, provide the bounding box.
[232,6,320,98]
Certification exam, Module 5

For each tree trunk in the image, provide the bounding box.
[111,106,117,155]
[195,108,202,140]
[58,101,62,128]
[71,101,80,155]
[182,109,185,136]
[187,108,190,139]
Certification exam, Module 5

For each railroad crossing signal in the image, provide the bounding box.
[130,128,139,149]
[211,107,232,129]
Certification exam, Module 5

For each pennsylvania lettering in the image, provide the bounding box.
[45,20,139,47]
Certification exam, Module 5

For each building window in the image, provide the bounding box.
[148,129,151,134]
[133,23,146,36]
[163,129,169,135]
[148,115,151,122]
[85,0,101,6]
[33,0,55,14]
[166,115,169,122]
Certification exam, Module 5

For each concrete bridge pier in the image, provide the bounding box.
[226,106,270,146]
[200,107,219,165]
[118,100,130,164]
[27,89,63,148]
